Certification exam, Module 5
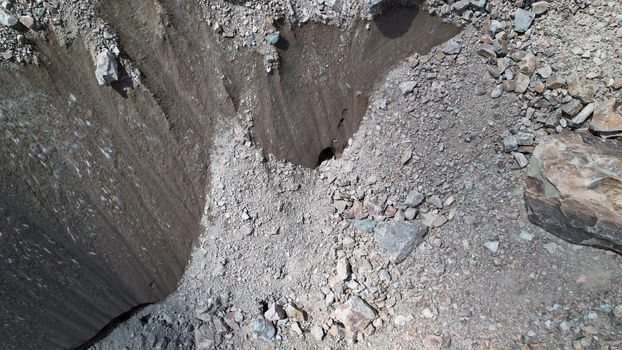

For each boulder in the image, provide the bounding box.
[95,50,119,86]
[525,133,622,254]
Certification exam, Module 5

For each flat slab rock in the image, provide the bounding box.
[525,133,622,254]
[374,221,428,263]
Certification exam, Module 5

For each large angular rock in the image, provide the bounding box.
[589,99,622,138]
[525,133,622,254]
[95,50,119,86]
[374,221,428,263]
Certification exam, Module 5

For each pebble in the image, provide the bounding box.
[264,305,286,321]
[477,45,497,61]
[285,303,306,322]
[333,296,377,333]
[266,32,280,45]
[484,241,499,253]
[0,9,18,27]
[561,99,583,116]
[532,1,549,15]
[400,148,412,164]
[516,132,534,146]
[514,72,530,93]
[537,65,552,79]
[251,317,276,341]
[570,103,594,127]
[512,152,529,168]
[394,314,414,326]
[336,257,351,281]
[542,242,559,254]
[399,81,417,95]
[514,9,536,33]
[441,40,461,55]
[405,190,425,207]
[474,82,487,95]
[428,195,443,209]
[546,75,566,89]
[503,134,518,153]
[310,326,325,341]
[19,15,34,28]
[491,85,502,98]
[489,20,504,34]
[568,80,594,103]
[404,207,417,220]
[519,231,534,241]
[613,305,622,318]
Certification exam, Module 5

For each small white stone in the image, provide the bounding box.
[484,241,499,253]
[519,231,534,241]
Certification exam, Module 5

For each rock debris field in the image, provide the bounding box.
[1,0,622,350]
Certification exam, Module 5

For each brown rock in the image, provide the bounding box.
[589,100,622,138]
[532,81,545,93]
[525,133,622,254]
[352,200,367,219]
[518,53,537,76]
[477,44,497,61]
[333,296,377,333]
[568,79,595,103]
[502,80,516,92]
[384,205,397,218]
[514,72,531,93]
[285,303,306,322]
[546,74,565,89]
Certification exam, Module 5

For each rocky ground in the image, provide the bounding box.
[2,0,621,349]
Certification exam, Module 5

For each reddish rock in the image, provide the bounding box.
[333,296,377,333]
[525,134,622,254]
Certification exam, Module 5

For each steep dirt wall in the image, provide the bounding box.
[0,1,459,349]
[0,37,215,350]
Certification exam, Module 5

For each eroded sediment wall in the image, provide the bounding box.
[0,0,458,348]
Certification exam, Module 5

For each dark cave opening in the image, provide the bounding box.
[317,147,336,165]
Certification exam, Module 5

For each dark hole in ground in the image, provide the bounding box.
[373,4,418,38]
[317,147,336,165]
